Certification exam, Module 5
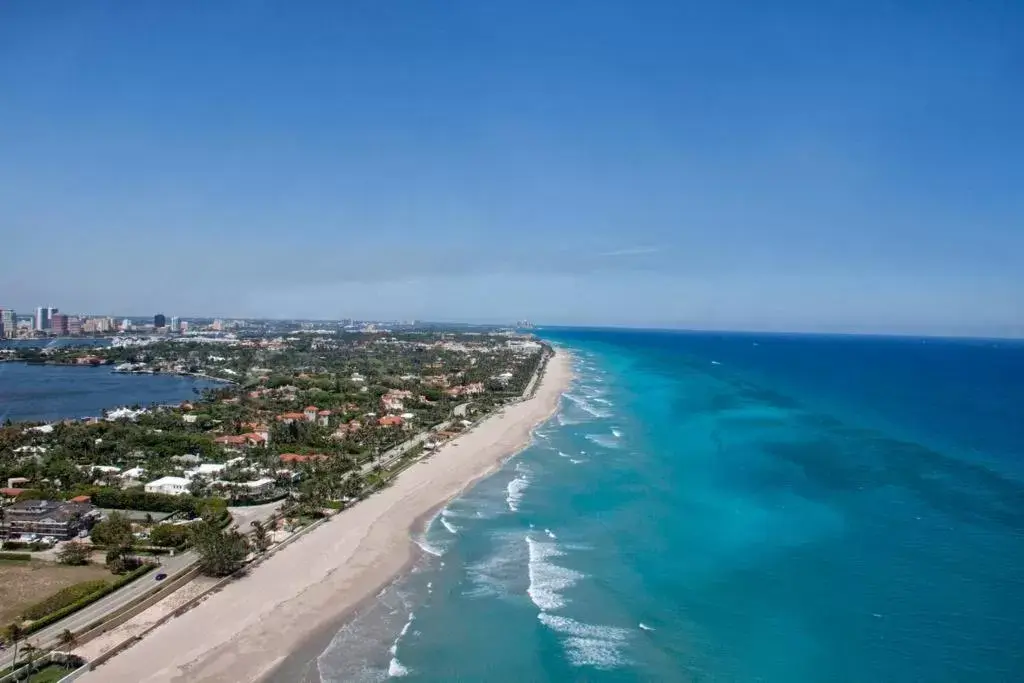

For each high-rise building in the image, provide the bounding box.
[50,313,69,336]
[154,313,166,328]
[170,316,181,332]
[121,318,132,331]
[35,307,49,331]
[68,317,82,335]
[0,309,15,338]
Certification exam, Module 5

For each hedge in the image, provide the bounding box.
[24,564,155,635]
[23,580,110,620]
[0,552,32,561]
[89,487,227,517]
[2,541,49,551]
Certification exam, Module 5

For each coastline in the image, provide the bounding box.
[80,348,573,683]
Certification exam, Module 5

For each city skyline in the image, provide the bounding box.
[2,2,1023,337]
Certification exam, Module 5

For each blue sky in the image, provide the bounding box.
[1,1,1021,336]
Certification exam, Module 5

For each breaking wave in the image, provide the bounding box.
[526,535,583,612]
[538,613,631,670]
[506,464,530,512]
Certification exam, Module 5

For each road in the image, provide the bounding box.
[0,502,281,670]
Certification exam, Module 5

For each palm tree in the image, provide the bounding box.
[19,642,37,680]
[4,623,22,678]
[57,628,76,650]
[250,521,270,553]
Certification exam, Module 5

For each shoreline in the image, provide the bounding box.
[266,367,568,683]
[80,348,573,683]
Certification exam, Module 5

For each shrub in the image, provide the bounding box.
[23,580,110,620]
[2,541,48,551]
[23,564,154,635]
[57,541,91,565]
[90,487,227,518]
[0,552,31,561]
[148,524,190,548]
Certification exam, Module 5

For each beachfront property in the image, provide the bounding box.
[1,499,98,539]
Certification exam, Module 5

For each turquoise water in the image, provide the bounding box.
[315,329,1024,682]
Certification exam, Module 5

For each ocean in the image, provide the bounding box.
[313,328,1024,682]
[0,361,222,422]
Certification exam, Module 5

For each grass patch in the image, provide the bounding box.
[23,580,110,620]
[28,663,75,683]
[0,561,112,627]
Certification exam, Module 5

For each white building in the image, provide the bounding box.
[144,476,191,496]
[242,478,275,495]
[185,463,226,479]
[120,467,146,481]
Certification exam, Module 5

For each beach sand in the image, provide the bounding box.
[80,349,571,683]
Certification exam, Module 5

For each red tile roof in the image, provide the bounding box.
[378,415,404,427]
[279,453,327,464]
[0,487,25,497]
[70,495,91,503]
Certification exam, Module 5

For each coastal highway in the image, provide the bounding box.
[0,550,197,670]
[0,502,282,670]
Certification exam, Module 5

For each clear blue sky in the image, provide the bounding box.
[2,1,1021,336]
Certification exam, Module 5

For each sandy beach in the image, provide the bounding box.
[80,349,571,683]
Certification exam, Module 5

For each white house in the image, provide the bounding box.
[185,463,226,479]
[242,478,275,495]
[144,476,191,496]
[120,467,146,482]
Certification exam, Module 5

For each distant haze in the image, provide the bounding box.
[1,2,1021,337]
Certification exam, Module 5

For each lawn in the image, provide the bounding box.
[28,663,75,682]
[0,560,112,626]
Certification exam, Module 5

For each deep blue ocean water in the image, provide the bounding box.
[315,329,1024,682]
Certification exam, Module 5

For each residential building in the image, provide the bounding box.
[279,453,327,465]
[68,316,82,335]
[144,476,191,496]
[303,405,319,422]
[119,467,146,483]
[185,463,226,478]
[154,313,166,328]
[1,499,98,540]
[170,316,180,332]
[241,478,275,496]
